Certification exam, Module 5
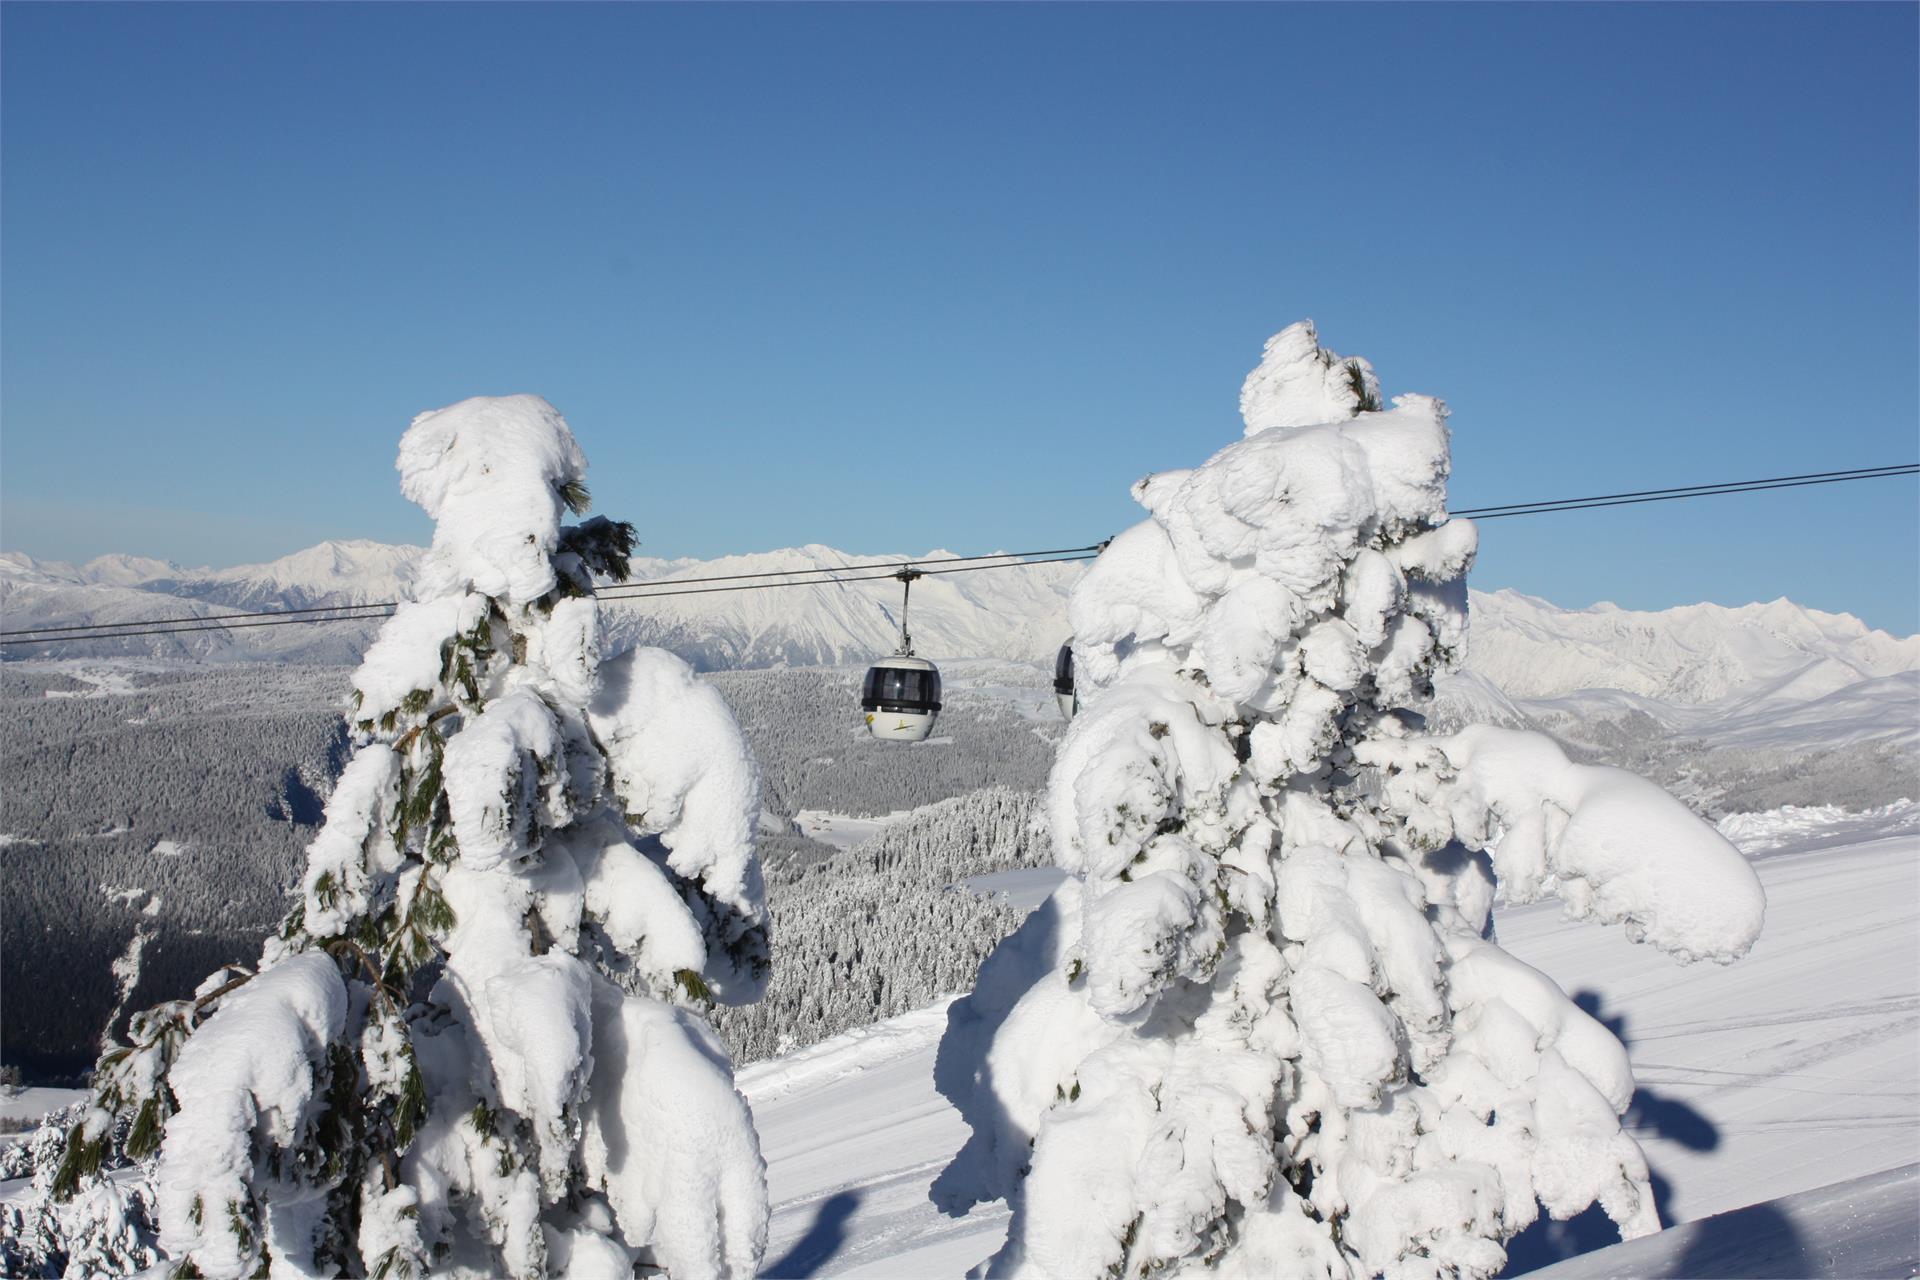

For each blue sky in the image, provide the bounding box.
[4,3,1915,631]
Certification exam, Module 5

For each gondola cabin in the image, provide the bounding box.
[862,655,942,741]
[1054,642,1077,719]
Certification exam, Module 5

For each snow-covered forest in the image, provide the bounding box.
[717,788,1045,1064]
[0,666,348,1079]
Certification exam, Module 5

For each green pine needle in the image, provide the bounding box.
[1346,361,1382,413]
[50,1123,104,1201]
[125,1096,164,1160]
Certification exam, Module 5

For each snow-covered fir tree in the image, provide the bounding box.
[933,323,1767,1278]
[2,1102,161,1277]
[48,395,772,1278]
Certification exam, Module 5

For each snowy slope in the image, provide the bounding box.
[741,1005,1009,1278]
[739,812,1920,1277]
[1495,832,1918,1229]
[1691,670,1920,750]
[0,1088,85,1130]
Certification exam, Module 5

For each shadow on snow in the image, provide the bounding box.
[763,1191,863,1279]
[1503,990,1812,1277]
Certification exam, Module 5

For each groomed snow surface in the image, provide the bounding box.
[741,808,1919,1278]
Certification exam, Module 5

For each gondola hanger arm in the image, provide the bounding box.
[894,566,921,656]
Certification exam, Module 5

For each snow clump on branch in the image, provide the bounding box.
[934,320,1765,1279]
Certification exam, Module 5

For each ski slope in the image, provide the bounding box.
[742,1006,1007,1278]
[740,813,1920,1278]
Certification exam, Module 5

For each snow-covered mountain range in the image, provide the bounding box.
[1465,588,1918,703]
[0,541,1087,670]
[4,539,1917,738]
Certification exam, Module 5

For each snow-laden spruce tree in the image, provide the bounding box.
[2,1101,160,1277]
[53,395,772,1279]
[932,323,1766,1278]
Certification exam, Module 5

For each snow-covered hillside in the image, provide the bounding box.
[731,808,1920,1277]
[5,541,1916,705]
[1466,589,1920,703]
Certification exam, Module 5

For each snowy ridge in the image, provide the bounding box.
[0,543,416,664]
[0,541,1082,669]
[4,541,1914,705]
[0,541,414,606]
[145,539,420,610]
[1467,589,1920,703]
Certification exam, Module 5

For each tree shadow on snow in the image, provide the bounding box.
[762,1192,862,1278]
[1501,990,1740,1275]
[1670,1197,1818,1279]
[927,890,1064,1225]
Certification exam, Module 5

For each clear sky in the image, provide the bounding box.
[3,3,1915,632]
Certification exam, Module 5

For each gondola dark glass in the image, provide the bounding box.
[1054,642,1077,719]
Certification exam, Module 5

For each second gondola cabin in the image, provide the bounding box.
[1054,642,1077,719]
[862,655,942,741]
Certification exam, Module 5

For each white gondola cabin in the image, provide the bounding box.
[861,655,942,741]
[863,567,942,742]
